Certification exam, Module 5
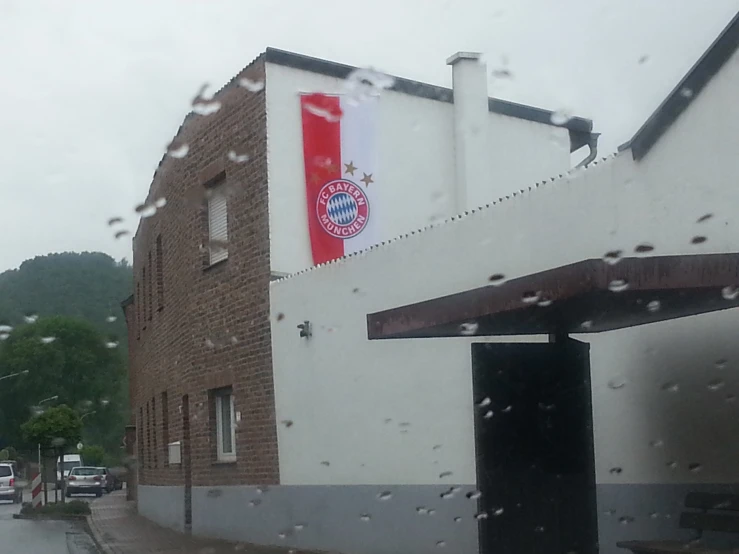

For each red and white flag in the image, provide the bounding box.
[300,93,378,265]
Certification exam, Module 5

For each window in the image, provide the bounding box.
[152,395,158,468]
[156,235,164,310]
[147,251,153,320]
[214,389,236,461]
[161,391,169,449]
[207,186,228,265]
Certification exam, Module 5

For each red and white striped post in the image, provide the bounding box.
[31,472,42,508]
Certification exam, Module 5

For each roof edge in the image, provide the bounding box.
[619,11,739,160]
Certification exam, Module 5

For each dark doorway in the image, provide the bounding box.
[472,338,598,554]
[182,394,192,533]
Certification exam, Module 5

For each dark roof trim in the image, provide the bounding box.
[619,11,739,161]
[265,47,593,153]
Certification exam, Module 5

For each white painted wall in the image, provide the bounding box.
[270,44,739,488]
[265,62,572,276]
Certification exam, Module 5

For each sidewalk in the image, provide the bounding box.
[88,490,321,554]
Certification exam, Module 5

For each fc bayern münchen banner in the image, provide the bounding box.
[300,93,377,265]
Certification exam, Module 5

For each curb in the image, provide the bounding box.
[13,512,87,521]
[86,513,115,554]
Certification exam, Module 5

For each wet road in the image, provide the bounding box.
[0,491,98,554]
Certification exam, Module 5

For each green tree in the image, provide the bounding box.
[21,405,82,450]
[80,445,106,466]
[0,316,124,451]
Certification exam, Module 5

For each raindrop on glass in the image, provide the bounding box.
[667,461,678,470]
[638,55,650,64]
[475,512,489,520]
[106,316,117,323]
[360,513,371,522]
[104,340,119,349]
[167,141,190,159]
[238,78,265,92]
[107,217,123,226]
[428,509,436,516]
[440,489,455,500]
[604,509,616,516]
[550,110,571,125]
[634,243,654,253]
[688,462,702,472]
[534,525,545,533]
[491,67,513,79]
[603,250,623,265]
[488,273,506,285]
[708,379,725,391]
[649,439,664,448]
[608,379,626,390]
[649,512,659,519]
[715,358,728,369]
[722,286,739,300]
[478,397,491,408]
[609,467,623,475]
[521,291,541,304]
[608,279,629,292]
[459,322,479,336]
[24,314,39,324]
[537,298,553,307]
[647,300,661,313]
[320,461,330,466]
[691,236,707,245]
[135,203,157,218]
[344,68,395,104]
[439,471,453,479]
[483,410,494,420]
[303,102,343,122]
[227,151,250,164]
[0,324,13,333]
[619,516,635,525]
[377,491,393,501]
[680,87,694,98]
[192,84,222,116]
[416,506,429,514]
[727,394,737,403]
[581,320,593,330]
[661,382,680,393]
[493,507,504,516]
[115,230,130,240]
[454,517,462,523]
[502,405,513,413]
[294,524,305,531]
[538,402,556,411]
[436,541,447,548]
[40,336,56,344]
[205,338,216,349]
[281,420,294,428]
[154,197,167,209]
[696,213,713,223]
[467,490,482,500]
[0,332,9,341]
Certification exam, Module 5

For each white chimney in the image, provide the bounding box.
[446,52,489,213]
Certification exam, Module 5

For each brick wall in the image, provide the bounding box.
[124,53,279,488]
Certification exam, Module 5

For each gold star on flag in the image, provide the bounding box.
[344,161,357,176]
[361,173,374,187]
[326,163,339,173]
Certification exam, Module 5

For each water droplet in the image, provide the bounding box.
[320,460,330,466]
[428,509,437,515]
[204,338,216,349]
[276,313,285,321]
[166,141,190,159]
[608,279,629,292]
[303,102,343,122]
[439,471,453,479]
[433,444,442,451]
[440,489,455,500]
[727,394,737,403]
[0,333,9,341]
[647,300,661,313]
[691,236,707,245]
[454,517,462,523]
[608,379,627,390]
[377,491,393,501]
[634,243,655,253]
[715,358,728,369]
[467,490,482,500]
[0,324,13,333]
[538,402,556,411]
[238,78,265,92]
[638,55,650,64]
[436,541,447,548]
[135,203,157,218]
[277,532,287,540]
[609,467,623,475]
[488,273,506,285]
[722,286,739,300]
[360,513,371,522]
[416,506,429,514]
[344,68,395,104]
[680,87,694,98]
[106,316,117,323]
[483,410,494,419]
[537,297,553,307]
[24,314,38,324]
[650,511,659,519]
[697,213,713,223]
[521,291,541,304]
[580,320,593,330]
[604,509,616,516]
[294,524,305,531]
[603,250,623,265]
[688,462,702,472]
[281,419,294,428]
[550,110,572,125]
[475,512,489,520]
[104,340,119,349]
[493,507,505,516]
[114,230,130,240]
[40,336,56,344]
[501,405,513,413]
[708,379,725,391]
[478,397,491,408]
[459,322,479,336]
[662,382,680,393]
[227,151,250,163]
[192,84,222,116]
[491,67,513,79]
[534,525,545,532]
[667,461,678,469]
[649,439,664,448]
[619,516,635,525]
[154,197,167,209]
[107,217,123,226]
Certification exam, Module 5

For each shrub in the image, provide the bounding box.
[20,499,91,516]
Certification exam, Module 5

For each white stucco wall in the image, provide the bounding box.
[265,62,572,276]
[270,46,739,487]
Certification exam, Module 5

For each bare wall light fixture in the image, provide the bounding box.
[297,321,312,339]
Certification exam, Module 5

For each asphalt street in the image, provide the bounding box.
[0,491,98,554]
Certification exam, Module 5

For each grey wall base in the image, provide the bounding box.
[136,483,739,554]
[137,485,185,533]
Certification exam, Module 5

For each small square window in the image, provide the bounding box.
[207,188,228,265]
[214,390,236,462]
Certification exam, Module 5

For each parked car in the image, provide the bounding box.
[65,466,104,498]
[57,454,82,487]
[96,467,115,493]
[0,462,23,503]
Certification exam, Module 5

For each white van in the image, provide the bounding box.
[56,454,82,486]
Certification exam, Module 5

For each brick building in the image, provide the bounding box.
[123,47,595,549]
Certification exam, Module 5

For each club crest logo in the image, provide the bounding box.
[316,179,370,238]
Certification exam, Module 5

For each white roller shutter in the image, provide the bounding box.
[207,190,228,264]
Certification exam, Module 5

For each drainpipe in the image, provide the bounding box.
[447,52,489,214]
[575,133,600,168]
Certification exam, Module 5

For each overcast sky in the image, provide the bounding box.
[0,0,737,272]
